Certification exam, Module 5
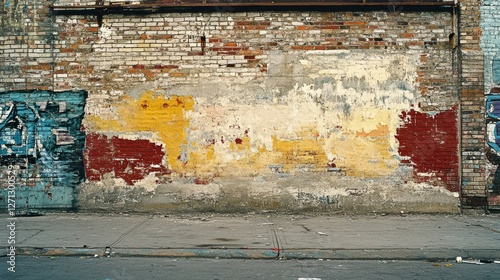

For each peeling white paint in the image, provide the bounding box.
[98,26,113,43]
[184,50,420,163]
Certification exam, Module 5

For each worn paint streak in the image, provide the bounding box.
[84,133,168,185]
[396,108,459,191]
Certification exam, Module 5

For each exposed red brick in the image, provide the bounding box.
[400,33,414,38]
[396,107,459,192]
[320,25,341,29]
[84,133,168,185]
[297,26,312,30]
[344,21,365,26]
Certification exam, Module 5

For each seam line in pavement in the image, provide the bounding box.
[108,216,152,248]
[17,229,44,244]
[268,217,284,258]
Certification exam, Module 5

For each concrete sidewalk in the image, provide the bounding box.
[1,213,499,261]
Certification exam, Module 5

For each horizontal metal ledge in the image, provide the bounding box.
[50,1,458,11]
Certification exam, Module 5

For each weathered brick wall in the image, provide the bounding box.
[0,0,55,91]
[459,0,486,210]
[1,1,464,213]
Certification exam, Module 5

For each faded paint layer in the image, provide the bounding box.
[179,51,418,179]
[85,51,420,181]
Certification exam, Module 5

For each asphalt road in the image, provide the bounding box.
[2,256,500,280]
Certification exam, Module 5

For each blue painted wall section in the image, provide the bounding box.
[482,1,500,196]
[0,90,87,210]
[493,58,500,85]
[486,96,500,152]
[481,1,500,90]
[486,95,500,194]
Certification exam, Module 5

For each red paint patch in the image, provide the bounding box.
[235,138,243,144]
[84,133,167,185]
[395,108,459,192]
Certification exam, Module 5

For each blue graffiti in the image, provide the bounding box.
[0,103,37,157]
[486,96,500,152]
[0,90,87,210]
[486,95,500,193]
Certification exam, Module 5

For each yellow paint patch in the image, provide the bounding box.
[320,108,400,177]
[86,90,195,171]
[355,124,390,138]
[212,136,328,176]
[328,133,396,177]
[229,136,251,152]
[271,136,328,172]
[183,143,219,176]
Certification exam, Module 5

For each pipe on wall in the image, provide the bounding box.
[50,0,458,11]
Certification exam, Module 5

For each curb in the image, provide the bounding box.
[13,247,102,257]
[4,247,279,259]
[111,248,280,259]
[281,249,500,260]
[4,247,499,260]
